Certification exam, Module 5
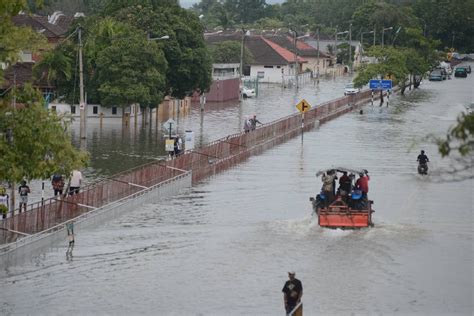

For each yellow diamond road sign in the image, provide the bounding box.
[296,99,311,113]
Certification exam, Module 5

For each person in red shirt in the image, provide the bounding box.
[355,170,370,196]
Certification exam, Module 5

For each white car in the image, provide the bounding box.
[241,87,256,98]
[344,83,360,95]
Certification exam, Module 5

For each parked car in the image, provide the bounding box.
[344,83,360,95]
[454,67,468,78]
[241,87,256,98]
[429,70,443,81]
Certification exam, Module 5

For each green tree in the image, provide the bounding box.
[336,42,355,66]
[223,0,267,25]
[353,46,408,103]
[33,49,73,87]
[95,28,167,109]
[112,3,212,98]
[0,85,88,210]
[0,0,47,82]
[425,112,474,181]
[413,0,474,52]
[208,40,253,64]
[437,113,474,159]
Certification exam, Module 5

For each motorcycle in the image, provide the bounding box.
[418,162,428,175]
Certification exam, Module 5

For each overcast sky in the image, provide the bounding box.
[180,0,284,8]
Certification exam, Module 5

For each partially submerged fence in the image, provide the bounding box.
[0,89,378,254]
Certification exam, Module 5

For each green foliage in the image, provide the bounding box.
[33,49,73,86]
[96,30,167,108]
[208,40,253,64]
[336,42,355,65]
[223,0,267,24]
[354,46,408,88]
[254,17,285,30]
[413,0,474,52]
[0,85,88,184]
[113,4,212,98]
[436,113,474,158]
[0,0,48,81]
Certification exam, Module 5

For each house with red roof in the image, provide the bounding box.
[262,34,333,78]
[205,31,332,84]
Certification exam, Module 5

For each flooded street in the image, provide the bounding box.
[1,68,473,315]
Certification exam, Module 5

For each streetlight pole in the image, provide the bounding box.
[360,30,374,63]
[382,26,393,48]
[335,30,349,64]
[451,31,455,49]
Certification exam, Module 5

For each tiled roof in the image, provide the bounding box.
[260,37,307,63]
[204,32,310,65]
[11,13,72,39]
[263,34,330,58]
[1,63,54,90]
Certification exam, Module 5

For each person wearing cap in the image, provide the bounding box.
[282,271,303,315]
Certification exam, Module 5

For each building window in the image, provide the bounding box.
[71,105,76,114]
[112,107,117,115]
[257,71,265,79]
[93,106,98,114]
[277,66,281,68]
[51,106,56,112]
[264,65,274,68]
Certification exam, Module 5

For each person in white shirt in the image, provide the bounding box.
[69,170,83,195]
[0,187,9,219]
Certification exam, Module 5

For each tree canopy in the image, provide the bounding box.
[0,85,88,184]
[0,0,47,82]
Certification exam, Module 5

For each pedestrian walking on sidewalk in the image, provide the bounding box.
[51,174,65,197]
[69,170,83,196]
[18,180,30,213]
[0,187,9,219]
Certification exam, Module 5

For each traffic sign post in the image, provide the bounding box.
[162,118,177,158]
[369,79,392,90]
[296,99,311,113]
[369,79,392,107]
[162,118,177,138]
[296,99,312,143]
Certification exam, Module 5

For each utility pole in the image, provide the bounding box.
[373,26,376,46]
[292,28,298,89]
[348,23,352,73]
[316,28,320,85]
[78,26,86,140]
[239,28,247,100]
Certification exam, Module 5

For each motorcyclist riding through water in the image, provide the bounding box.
[417,150,429,175]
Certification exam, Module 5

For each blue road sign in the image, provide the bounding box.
[369,79,392,90]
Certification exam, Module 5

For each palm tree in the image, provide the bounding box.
[33,50,73,86]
